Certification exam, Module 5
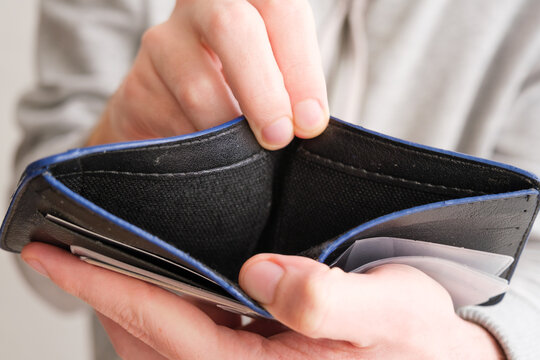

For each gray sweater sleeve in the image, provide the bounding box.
[15,0,146,176]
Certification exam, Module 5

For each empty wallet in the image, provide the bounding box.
[1,116,539,318]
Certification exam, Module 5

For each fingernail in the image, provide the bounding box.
[242,260,284,304]
[293,99,326,133]
[261,117,294,147]
[24,258,49,278]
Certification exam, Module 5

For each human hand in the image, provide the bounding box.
[21,243,504,359]
[88,0,328,150]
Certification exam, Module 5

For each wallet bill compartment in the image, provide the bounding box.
[3,171,537,317]
[54,150,275,280]
[1,117,539,317]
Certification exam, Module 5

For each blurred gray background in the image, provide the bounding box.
[0,2,93,359]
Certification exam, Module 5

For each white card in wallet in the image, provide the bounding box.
[70,245,262,317]
[331,237,514,308]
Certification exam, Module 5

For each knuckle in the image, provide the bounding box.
[206,2,259,40]
[175,77,216,115]
[140,24,167,52]
[292,269,336,337]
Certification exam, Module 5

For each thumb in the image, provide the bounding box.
[239,254,379,345]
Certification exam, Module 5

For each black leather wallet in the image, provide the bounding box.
[1,117,539,317]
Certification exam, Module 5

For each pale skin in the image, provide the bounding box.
[23,0,504,358]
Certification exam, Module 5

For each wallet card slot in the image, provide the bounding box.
[42,213,231,296]
[45,213,218,286]
[318,190,539,280]
[72,246,260,317]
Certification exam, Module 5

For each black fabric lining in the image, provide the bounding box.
[303,121,535,194]
[330,121,536,188]
[58,151,275,280]
[299,148,487,196]
[51,120,537,283]
[267,150,461,255]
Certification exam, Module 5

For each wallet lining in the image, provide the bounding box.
[50,120,537,282]
[57,152,275,279]
[267,150,472,255]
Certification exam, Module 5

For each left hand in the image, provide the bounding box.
[21,243,504,359]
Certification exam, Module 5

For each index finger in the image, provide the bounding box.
[20,243,266,360]
[249,0,329,138]
[190,1,326,149]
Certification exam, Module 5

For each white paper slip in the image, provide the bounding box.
[70,246,260,318]
[351,256,509,308]
[332,237,514,276]
[331,237,514,308]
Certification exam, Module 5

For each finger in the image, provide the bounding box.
[248,0,329,138]
[93,50,198,145]
[96,311,167,360]
[190,1,295,149]
[239,254,450,346]
[141,22,242,131]
[21,243,271,360]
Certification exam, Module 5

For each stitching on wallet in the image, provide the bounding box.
[514,194,540,272]
[56,151,267,178]
[331,123,535,187]
[94,125,243,155]
[299,148,488,195]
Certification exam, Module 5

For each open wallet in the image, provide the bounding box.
[1,116,539,318]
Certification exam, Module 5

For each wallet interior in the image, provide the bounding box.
[41,118,538,281]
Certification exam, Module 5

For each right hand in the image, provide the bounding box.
[88,0,329,150]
